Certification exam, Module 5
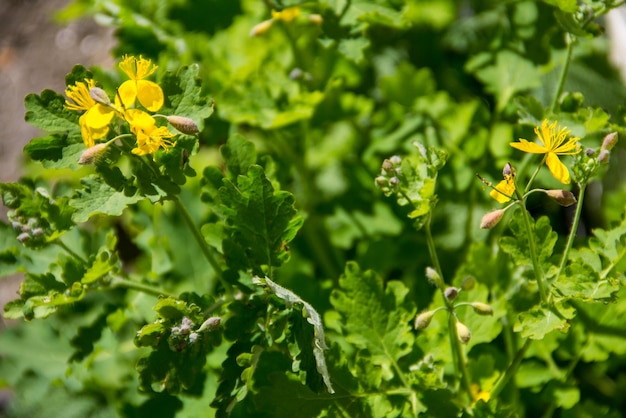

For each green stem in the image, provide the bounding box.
[514,187,548,305]
[449,312,474,400]
[54,240,88,266]
[424,216,473,400]
[110,275,174,298]
[172,196,227,289]
[490,338,532,399]
[554,183,586,290]
[524,158,544,194]
[550,34,575,113]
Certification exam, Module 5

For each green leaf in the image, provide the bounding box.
[541,0,577,13]
[514,301,575,339]
[219,164,304,273]
[253,276,334,394]
[473,51,541,112]
[554,260,620,302]
[221,134,257,180]
[160,64,214,132]
[330,262,415,369]
[338,38,370,64]
[24,89,81,134]
[70,175,144,223]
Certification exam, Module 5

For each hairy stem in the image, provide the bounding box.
[554,183,586,291]
[110,275,174,298]
[515,188,548,305]
[550,34,575,113]
[490,338,532,399]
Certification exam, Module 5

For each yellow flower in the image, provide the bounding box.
[117,55,164,112]
[126,109,176,156]
[272,7,301,22]
[489,176,515,203]
[65,79,115,148]
[510,120,580,184]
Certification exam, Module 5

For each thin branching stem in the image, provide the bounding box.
[550,34,575,113]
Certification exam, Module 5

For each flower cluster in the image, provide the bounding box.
[478,119,582,229]
[64,55,198,163]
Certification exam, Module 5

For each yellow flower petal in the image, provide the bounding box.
[545,152,570,184]
[117,80,137,109]
[509,138,548,154]
[489,179,515,203]
[272,7,301,22]
[119,55,158,80]
[136,80,164,112]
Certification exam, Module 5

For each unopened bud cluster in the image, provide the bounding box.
[168,315,221,352]
[375,156,403,196]
[10,215,46,246]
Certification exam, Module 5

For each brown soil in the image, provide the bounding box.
[0,0,115,323]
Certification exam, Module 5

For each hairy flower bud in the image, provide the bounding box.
[381,159,394,173]
[585,148,596,157]
[502,162,515,178]
[544,190,577,207]
[16,232,30,243]
[250,19,274,37]
[461,276,476,291]
[79,143,108,165]
[89,87,112,106]
[480,209,505,229]
[389,176,400,186]
[600,132,618,152]
[375,176,388,188]
[415,310,435,330]
[308,14,323,25]
[598,149,610,164]
[471,302,494,316]
[389,155,402,165]
[456,321,471,344]
[198,316,222,332]
[167,115,199,135]
[444,287,459,301]
[425,267,443,288]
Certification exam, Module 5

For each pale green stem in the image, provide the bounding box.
[490,338,532,399]
[172,196,228,290]
[554,183,586,290]
[524,157,544,193]
[424,216,473,401]
[109,275,174,298]
[514,186,548,305]
[550,35,575,113]
[54,239,88,266]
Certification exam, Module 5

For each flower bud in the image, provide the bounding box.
[308,14,323,25]
[16,232,30,243]
[415,310,435,330]
[79,143,108,165]
[375,176,388,188]
[189,332,199,343]
[585,148,596,157]
[389,155,402,165]
[502,162,515,178]
[600,132,618,152]
[389,176,400,186]
[471,302,493,316]
[382,159,394,173]
[89,87,112,106]
[444,287,459,301]
[167,115,199,135]
[480,209,504,229]
[598,149,610,164]
[544,190,577,207]
[250,19,274,37]
[461,276,476,291]
[456,321,471,344]
[425,267,443,288]
[198,316,221,332]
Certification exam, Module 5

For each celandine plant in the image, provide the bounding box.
[1,1,626,417]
